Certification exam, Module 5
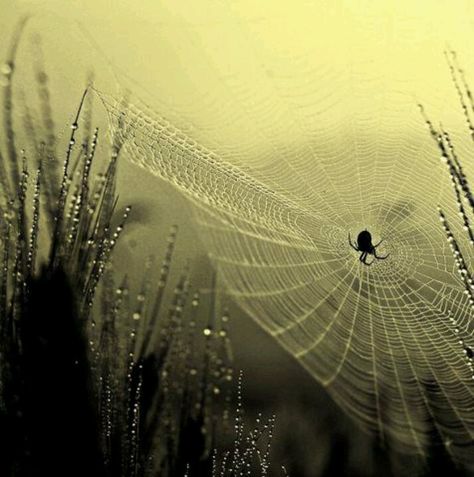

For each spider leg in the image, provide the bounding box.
[348,232,359,251]
[361,253,373,266]
[359,252,367,263]
[373,239,384,248]
[374,250,389,260]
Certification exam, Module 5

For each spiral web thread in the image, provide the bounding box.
[93,36,474,462]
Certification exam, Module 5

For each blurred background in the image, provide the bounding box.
[2,1,474,474]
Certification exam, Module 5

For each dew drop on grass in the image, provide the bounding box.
[1,62,13,76]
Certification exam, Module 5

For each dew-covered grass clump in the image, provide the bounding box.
[0,20,282,477]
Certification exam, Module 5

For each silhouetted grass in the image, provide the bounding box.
[0,19,243,477]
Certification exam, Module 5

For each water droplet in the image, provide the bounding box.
[1,62,13,76]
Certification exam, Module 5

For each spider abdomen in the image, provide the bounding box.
[357,230,373,252]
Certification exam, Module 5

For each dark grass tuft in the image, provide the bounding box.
[0,20,243,477]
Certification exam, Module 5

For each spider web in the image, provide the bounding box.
[95,2,474,463]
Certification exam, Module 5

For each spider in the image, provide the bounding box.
[348,229,389,266]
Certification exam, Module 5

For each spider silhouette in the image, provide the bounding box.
[348,230,389,266]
